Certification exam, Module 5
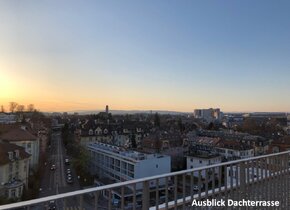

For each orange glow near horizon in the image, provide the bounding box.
[0,63,289,113]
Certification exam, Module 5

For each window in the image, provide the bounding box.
[89,129,93,135]
[11,189,16,198]
[15,150,19,159]
[9,163,13,172]
[199,160,202,164]
[27,143,31,148]
[128,164,134,172]
[128,172,134,178]
[116,159,120,167]
[156,164,158,168]
[8,152,13,160]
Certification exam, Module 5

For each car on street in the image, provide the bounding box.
[50,164,56,171]
[48,200,56,210]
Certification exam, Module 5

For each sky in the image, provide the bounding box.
[1,0,290,113]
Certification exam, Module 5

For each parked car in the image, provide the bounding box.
[193,185,199,192]
[65,158,70,165]
[66,176,73,184]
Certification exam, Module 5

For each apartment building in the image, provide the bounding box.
[87,142,171,190]
[0,126,39,170]
[0,113,17,124]
[194,108,222,123]
[0,142,30,200]
[186,153,222,179]
[216,140,254,160]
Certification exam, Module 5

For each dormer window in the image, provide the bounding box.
[104,129,108,134]
[8,152,13,161]
[89,129,93,135]
[95,127,102,135]
[15,150,19,159]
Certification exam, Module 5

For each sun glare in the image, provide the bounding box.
[0,71,14,99]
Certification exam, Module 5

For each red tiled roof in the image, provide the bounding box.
[0,127,37,141]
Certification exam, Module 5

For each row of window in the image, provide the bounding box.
[91,151,135,178]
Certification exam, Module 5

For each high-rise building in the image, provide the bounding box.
[105,105,109,114]
[193,108,222,123]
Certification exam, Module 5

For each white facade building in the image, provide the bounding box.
[194,108,222,123]
[0,113,17,124]
[226,165,270,187]
[0,127,39,170]
[186,154,222,179]
[87,142,171,190]
[0,142,30,199]
[216,146,254,161]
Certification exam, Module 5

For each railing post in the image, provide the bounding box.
[240,162,246,199]
[94,191,99,210]
[142,180,150,210]
[79,194,83,209]
[63,198,66,210]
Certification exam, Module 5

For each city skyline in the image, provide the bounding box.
[1,1,290,112]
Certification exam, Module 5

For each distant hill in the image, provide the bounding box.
[64,109,190,115]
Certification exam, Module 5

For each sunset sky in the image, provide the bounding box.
[1,0,290,112]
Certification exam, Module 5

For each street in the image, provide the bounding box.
[38,131,82,209]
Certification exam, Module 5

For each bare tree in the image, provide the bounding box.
[16,104,25,113]
[0,105,5,113]
[27,104,35,112]
[9,102,18,113]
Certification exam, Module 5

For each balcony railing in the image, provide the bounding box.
[0,151,290,210]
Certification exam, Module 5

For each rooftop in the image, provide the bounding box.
[188,153,221,159]
[217,140,253,151]
[0,126,37,142]
[191,136,220,146]
[87,142,166,162]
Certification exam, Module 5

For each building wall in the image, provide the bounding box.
[0,158,30,199]
[80,135,114,146]
[186,156,221,179]
[14,140,39,169]
[194,108,221,123]
[0,113,17,124]
[216,148,254,160]
[88,145,171,190]
[134,155,171,188]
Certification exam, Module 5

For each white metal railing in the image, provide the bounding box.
[1,151,290,210]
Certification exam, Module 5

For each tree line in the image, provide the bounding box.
[0,102,36,113]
